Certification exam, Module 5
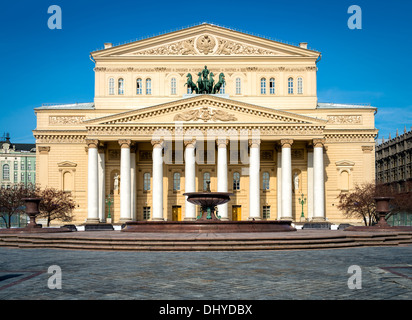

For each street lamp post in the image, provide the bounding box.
[105,194,113,223]
[299,193,306,222]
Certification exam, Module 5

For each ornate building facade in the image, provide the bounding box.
[34,24,377,225]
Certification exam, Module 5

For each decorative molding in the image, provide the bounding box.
[248,138,261,148]
[38,146,50,154]
[118,139,132,148]
[362,146,374,153]
[195,35,216,55]
[57,161,77,168]
[327,115,362,125]
[130,35,281,56]
[291,149,304,160]
[85,139,99,148]
[313,138,326,148]
[173,107,237,122]
[108,149,120,160]
[49,116,86,125]
[280,139,293,148]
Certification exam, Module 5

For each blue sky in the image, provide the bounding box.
[0,0,411,143]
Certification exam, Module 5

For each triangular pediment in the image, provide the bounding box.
[57,161,77,168]
[91,24,320,58]
[85,95,327,126]
[335,160,355,167]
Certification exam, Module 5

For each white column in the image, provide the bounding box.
[152,140,164,220]
[276,148,282,220]
[98,146,105,222]
[249,138,261,220]
[184,140,196,220]
[119,140,132,222]
[86,140,99,223]
[307,148,314,221]
[313,139,325,221]
[280,140,293,220]
[217,138,228,220]
[130,148,136,221]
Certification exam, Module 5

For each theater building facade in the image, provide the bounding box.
[34,24,377,225]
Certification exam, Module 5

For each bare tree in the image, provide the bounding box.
[0,184,38,228]
[337,182,412,226]
[337,183,378,226]
[37,187,75,227]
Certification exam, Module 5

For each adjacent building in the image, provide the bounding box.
[33,24,378,225]
[376,128,412,191]
[0,133,36,189]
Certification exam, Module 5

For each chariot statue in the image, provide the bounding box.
[184,66,226,94]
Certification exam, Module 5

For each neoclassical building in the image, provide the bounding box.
[34,24,377,225]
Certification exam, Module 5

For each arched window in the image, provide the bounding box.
[146,78,152,95]
[108,78,115,95]
[288,77,294,94]
[236,77,241,95]
[233,172,240,190]
[203,172,211,191]
[171,78,177,95]
[136,78,142,95]
[143,172,151,191]
[2,164,10,181]
[118,78,124,95]
[297,77,303,94]
[269,78,275,95]
[262,172,270,190]
[260,78,266,94]
[173,172,180,191]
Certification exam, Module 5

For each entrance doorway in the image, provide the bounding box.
[232,205,242,221]
[172,206,182,221]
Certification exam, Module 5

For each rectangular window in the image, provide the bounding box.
[21,173,24,181]
[28,173,31,181]
[28,161,31,171]
[263,206,271,219]
[143,207,151,220]
[14,172,17,183]
[14,161,18,170]
[21,162,24,170]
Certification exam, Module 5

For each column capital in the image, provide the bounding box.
[248,138,261,148]
[184,139,197,148]
[216,138,229,148]
[118,139,132,148]
[280,139,294,148]
[38,146,50,154]
[98,142,106,153]
[313,138,326,148]
[86,139,99,149]
[151,139,164,149]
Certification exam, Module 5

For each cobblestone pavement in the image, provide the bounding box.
[0,246,411,300]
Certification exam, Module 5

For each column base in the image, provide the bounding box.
[152,218,165,221]
[219,217,230,221]
[184,217,197,221]
[85,218,100,224]
[119,218,133,224]
[248,217,261,221]
[280,217,293,221]
[311,217,326,222]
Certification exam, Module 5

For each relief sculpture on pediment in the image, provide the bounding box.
[173,107,237,122]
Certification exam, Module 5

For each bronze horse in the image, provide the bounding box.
[185,73,198,94]
[213,73,225,94]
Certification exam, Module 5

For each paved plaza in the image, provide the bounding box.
[0,245,411,301]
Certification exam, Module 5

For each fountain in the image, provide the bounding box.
[0,198,73,234]
[345,197,412,232]
[122,182,296,233]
